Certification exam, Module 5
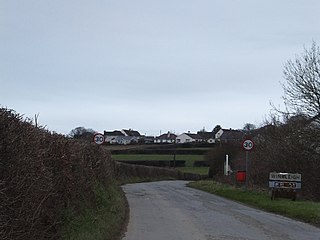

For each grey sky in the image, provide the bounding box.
[1,0,320,136]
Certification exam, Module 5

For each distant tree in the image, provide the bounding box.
[212,125,222,134]
[69,127,95,142]
[249,42,320,200]
[282,41,320,122]
[198,127,206,133]
[243,123,256,133]
[250,117,320,200]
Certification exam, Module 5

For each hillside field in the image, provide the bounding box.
[110,144,213,175]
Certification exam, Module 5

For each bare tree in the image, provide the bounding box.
[282,41,320,121]
[69,126,95,141]
[243,123,256,133]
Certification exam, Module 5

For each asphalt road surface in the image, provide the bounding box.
[121,181,320,240]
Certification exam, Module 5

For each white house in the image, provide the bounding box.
[176,133,203,144]
[104,129,141,144]
[215,129,224,140]
[104,130,125,144]
[114,136,138,145]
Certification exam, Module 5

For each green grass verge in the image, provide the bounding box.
[61,175,181,240]
[61,182,127,240]
[188,180,320,227]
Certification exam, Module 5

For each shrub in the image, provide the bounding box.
[0,108,113,239]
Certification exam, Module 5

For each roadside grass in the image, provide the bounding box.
[61,182,127,240]
[188,180,320,227]
[61,175,180,240]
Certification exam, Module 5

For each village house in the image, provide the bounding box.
[176,132,204,143]
[112,136,139,145]
[154,132,177,144]
[215,128,245,143]
[197,131,216,144]
[104,129,141,145]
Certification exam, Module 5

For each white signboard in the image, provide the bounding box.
[269,172,302,190]
[269,172,301,182]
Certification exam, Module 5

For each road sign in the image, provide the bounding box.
[93,133,105,145]
[242,139,254,151]
[269,172,301,182]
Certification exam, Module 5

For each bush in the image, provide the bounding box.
[0,108,114,239]
[250,118,320,200]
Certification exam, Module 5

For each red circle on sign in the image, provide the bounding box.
[242,139,254,151]
[93,133,105,145]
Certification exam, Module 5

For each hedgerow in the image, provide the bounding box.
[0,108,113,239]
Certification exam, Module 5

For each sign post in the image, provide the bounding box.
[242,138,254,189]
[93,133,105,145]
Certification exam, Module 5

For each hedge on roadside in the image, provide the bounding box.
[0,108,114,240]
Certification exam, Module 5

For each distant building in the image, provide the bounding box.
[215,129,244,143]
[113,136,139,145]
[197,131,216,144]
[121,129,141,137]
[104,129,141,144]
[176,132,203,144]
[104,130,125,144]
[140,135,155,144]
[154,132,177,144]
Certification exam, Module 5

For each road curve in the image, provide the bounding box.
[121,181,320,240]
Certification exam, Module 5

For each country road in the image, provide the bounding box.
[121,181,320,240]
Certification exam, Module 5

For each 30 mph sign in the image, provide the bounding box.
[243,139,254,151]
[93,133,105,145]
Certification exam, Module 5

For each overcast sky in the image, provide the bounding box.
[1,0,320,136]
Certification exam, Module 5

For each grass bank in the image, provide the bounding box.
[188,180,320,227]
[61,182,128,240]
[61,175,180,240]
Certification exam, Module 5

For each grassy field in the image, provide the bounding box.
[110,144,212,175]
[188,180,320,227]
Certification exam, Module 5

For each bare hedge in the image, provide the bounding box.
[0,108,203,239]
[0,108,113,239]
[115,162,203,181]
[250,120,320,200]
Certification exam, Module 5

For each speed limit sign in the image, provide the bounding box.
[243,139,254,151]
[93,133,105,145]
